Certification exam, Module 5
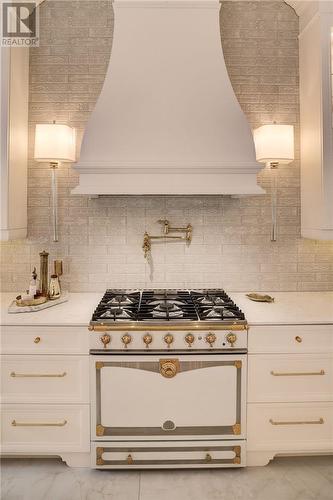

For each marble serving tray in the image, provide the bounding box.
[8,292,69,314]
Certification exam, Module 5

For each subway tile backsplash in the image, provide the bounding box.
[1,0,332,293]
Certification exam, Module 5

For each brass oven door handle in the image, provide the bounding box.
[270,370,325,377]
[269,418,324,426]
[11,419,68,427]
[10,371,67,378]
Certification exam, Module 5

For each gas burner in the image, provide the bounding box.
[139,290,198,321]
[106,295,137,306]
[92,290,140,323]
[201,306,237,320]
[100,307,137,321]
[190,290,245,322]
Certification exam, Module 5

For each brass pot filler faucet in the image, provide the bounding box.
[143,219,193,258]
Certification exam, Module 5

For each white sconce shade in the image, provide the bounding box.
[34,123,76,162]
[253,124,294,165]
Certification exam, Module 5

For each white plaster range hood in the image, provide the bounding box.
[72,0,264,195]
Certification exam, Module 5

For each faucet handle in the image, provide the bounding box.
[157,219,169,234]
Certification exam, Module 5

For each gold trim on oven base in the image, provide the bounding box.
[94,445,242,467]
[96,362,104,370]
[96,447,104,465]
[234,360,242,369]
[232,423,241,435]
[96,424,105,436]
[233,445,241,464]
[88,323,248,332]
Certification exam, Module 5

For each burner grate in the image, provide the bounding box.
[190,290,245,321]
[138,290,198,321]
[92,290,140,322]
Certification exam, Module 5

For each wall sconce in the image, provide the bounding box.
[34,122,76,242]
[253,124,294,241]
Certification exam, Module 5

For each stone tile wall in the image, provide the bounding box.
[1,0,333,293]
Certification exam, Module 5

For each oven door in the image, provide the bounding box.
[91,354,246,441]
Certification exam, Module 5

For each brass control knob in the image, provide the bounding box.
[100,333,111,349]
[226,333,237,347]
[143,333,153,348]
[205,332,216,347]
[164,333,174,348]
[121,334,132,348]
[184,333,195,347]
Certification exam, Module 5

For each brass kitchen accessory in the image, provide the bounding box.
[49,274,61,300]
[143,219,193,258]
[39,250,49,296]
[54,260,63,277]
[246,293,274,303]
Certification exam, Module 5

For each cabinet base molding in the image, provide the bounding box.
[246,451,275,467]
[247,450,333,467]
[1,453,91,468]
[60,453,91,468]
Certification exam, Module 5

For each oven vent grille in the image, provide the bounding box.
[162,420,176,431]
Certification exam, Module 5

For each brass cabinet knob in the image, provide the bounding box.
[127,454,133,465]
[164,333,174,348]
[100,334,111,349]
[184,333,195,347]
[205,332,216,347]
[34,337,41,344]
[295,336,302,343]
[121,334,132,348]
[226,333,237,347]
[143,333,153,348]
[205,453,212,463]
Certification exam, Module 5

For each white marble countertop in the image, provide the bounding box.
[1,291,333,327]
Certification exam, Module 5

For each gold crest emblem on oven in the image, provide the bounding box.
[159,359,179,378]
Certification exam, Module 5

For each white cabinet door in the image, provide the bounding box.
[247,402,333,453]
[1,404,90,453]
[248,354,333,403]
[91,354,246,441]
[1,326,89,355]
[248,325,333,354]
[1,355,89,404]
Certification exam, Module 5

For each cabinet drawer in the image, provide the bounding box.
[248,325,333,354]
[247,402,333,452]
[1,355,89,404]
[91,440,246,469]
[248,354,333,403]
[1,326,89,354]
[0,404,90,453]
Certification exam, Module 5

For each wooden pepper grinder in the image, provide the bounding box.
[39,250,49,297]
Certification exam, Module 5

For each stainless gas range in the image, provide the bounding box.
[89,289,248,469]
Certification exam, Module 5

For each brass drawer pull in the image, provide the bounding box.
[34,337,41,344]
[270,370,325,377]
[10,371,67,378]
[127,454,133,465]
[12,419,67,427]
[205,453,212,463]
[295,336,302,343]
[269,418,324,426]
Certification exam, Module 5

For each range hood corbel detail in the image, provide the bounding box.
[72,0,264,195]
